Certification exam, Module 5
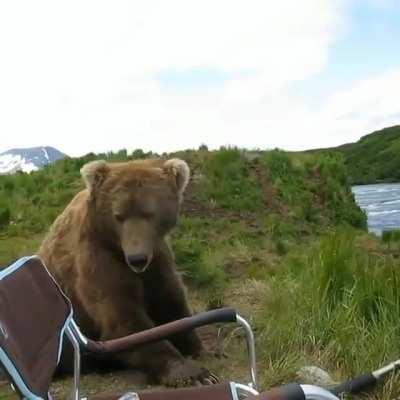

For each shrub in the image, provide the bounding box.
[382,229,400,244]
[264,149,296,181]
[174,236,226,289]
[275,239,288,255]
[200,148,263,211]
[0,206,10,230]
[198,144,209,151]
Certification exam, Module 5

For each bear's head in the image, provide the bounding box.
[80,158,190,273]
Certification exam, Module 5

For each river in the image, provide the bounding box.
[352,183,400,235]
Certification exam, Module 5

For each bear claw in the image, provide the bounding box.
[162,359,219,387]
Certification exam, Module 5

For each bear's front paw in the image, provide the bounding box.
[162,359,219,387]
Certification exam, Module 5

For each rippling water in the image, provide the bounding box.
[352,183,400,235]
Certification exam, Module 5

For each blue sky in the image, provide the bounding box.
[302,0,400,98]
[343,1,400,77]
[0,0,399,155]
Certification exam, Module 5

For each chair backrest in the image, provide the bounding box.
[0,256,73,400]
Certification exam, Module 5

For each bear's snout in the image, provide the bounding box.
[126,253,150,273]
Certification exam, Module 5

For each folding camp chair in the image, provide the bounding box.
[0,256,338,400]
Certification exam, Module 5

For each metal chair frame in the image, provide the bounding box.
[66,314,259,400]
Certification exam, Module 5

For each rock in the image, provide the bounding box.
[297,365,337,387]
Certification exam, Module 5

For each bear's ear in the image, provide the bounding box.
[80,160,110,192]
[163,158,190,199]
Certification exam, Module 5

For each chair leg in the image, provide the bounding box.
[66,326,81,400]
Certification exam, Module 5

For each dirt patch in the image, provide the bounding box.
[182,185,257,223]
[247,158,287,215]
[181,157,291,222]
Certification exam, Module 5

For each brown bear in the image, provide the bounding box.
[38,158,214,386]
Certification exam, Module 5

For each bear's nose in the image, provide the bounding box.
[126,254,149,272]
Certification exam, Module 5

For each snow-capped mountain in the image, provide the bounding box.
[0,146,67,174]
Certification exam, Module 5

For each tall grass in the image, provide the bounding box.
[382,229,400,251]
[260,230,400,390]
[262,150,367,229]
[199,148,264,211]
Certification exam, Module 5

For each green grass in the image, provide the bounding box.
[2,147,391,398]
[199,148,264,211]
[0,234,44,266]
[259,229,400,397]
[382,229,400,244]
[263,150,367,229]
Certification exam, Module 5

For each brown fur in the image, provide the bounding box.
[38,159,210,386]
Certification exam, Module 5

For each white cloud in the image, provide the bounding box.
[368,0,399,9]
[0,0,398,156]
[314,69,400,145]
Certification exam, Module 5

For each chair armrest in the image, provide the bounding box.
[249,384,340,400]
[84,308,237,354]
[248,384,306,400]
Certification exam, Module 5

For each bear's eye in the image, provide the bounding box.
[114,213,125,223]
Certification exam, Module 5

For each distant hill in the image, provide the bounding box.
[0,146,67,174]
[313,125,400,184]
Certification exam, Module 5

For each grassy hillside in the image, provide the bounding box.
[7,148,400,399]
[0,148,365,265]
[325,125,400,184]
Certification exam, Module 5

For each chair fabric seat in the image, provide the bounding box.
[0,256,73,399]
